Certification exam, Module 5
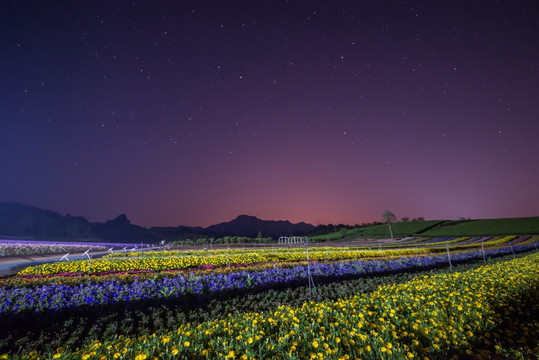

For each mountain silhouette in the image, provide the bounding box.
[0,202,314,242]
[0,202,157,242]
[205,214,315,238]
[91,214,159,242]
[0,202,93,239]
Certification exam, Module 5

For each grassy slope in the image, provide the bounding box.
[421,216,539,236]
[310,217,539,240]
[310,220,446,240]
[357,220,446,238]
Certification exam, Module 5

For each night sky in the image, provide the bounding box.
[1,1,538,227]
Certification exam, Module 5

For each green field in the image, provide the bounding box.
[310,220,445,240]
[421,217,539,236]
[310,216,539,240]
[356,220,445,238]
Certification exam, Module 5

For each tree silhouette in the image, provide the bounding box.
[382,210,397,239]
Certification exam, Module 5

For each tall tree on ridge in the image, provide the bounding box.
[382,210,397,239]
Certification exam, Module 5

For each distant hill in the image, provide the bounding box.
[151,215,315,241]
[0,202,93,239]
[150,225,212,242]
[0,202,315,242]
[91,214,159,242]
[205,215,315,238]
[0,202,158,242]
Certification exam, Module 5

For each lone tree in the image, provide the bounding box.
[382,210,397,239]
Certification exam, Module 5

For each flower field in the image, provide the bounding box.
[0,239,147,257]
[0,236,538,359]
[0,240,108,257]
[14,235,529,277]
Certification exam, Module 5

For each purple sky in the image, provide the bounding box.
[1,1,538,227]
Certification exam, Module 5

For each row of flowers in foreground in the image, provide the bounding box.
[8,252,539,359]
[0,243,527,289]
[103,247,362,258]
[18,248,428,276]
[17,235,525,276]
[2,244,536,314]
[1,260,320,288]
[404,235,517,250]
[385,235,526,250]
[101,235,514,258]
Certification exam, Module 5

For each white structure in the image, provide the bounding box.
[278,236,308,245]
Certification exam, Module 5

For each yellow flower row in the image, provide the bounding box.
[16,235,526,276]
[519,235,539,245]
[384,237,471,248]
[18,248,425,276]
[104,247,359,259]
[13,253,539,359]
[418,235,518,253]
[480,235,517,246]
[422,236,471,246]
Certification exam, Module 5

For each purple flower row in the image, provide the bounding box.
[0,243,536,314]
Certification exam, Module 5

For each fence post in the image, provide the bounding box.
[446,244,453,272]
[305,238,316,299]
[481,241,487,265]
[83,249,91,275]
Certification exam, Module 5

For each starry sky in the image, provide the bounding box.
[1,1,538,227]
